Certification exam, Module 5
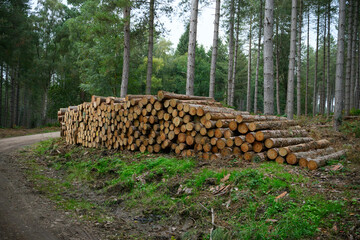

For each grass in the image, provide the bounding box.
[20,138,357,239]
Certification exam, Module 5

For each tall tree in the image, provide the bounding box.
[263,0,274,115]
[305,9,310,116]
[0,63,2,126]
[344,0,353,115]
[286,0,297,120]
[186,0,199,96]
[275,16,280,115]
[121,5,131,98]
[246,14,253,112]
[231,2,241,106]
[296,0,302,116]
[254,0,263,114]
[334,0,346,130]
[312,5,320,116]
[146,0,155,94]
[227,0,235,104]
[326,0,331,117]
[320,13,327,115]
[350,0,358,110]
[209,0,221,98]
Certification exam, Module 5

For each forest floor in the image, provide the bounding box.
[0,126,60,139]
[1,116,359,239]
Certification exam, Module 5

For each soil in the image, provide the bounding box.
[0,127,60,139]
[0,132,102,240]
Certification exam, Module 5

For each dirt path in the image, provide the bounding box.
[0,132,100,240]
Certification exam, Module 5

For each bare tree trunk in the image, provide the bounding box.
[16,80,20,126]
[334,0,346,131]
[209,0,221,98]
[0,63,2,127]
[254,0,263,114]
[246,15,253,112]
[42,86,48,125]
[10,67,15,128]
[305,10,310,116]
[146,0,155,95]
[357,25,360,109]
[350,0,358,110]
[4,66,8,127]
[320,14,327,115]
[120,6,131,98]
[186,0,199,96]
[231,5,240,106]
[326,1,331,117]
[286,0,297,120]
[227,0,235,104]
[345,0,353,115]
[313,5,320,116]
[276,17,280,115]
[263,0,274,115]
[296,0,302,117]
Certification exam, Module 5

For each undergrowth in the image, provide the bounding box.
[22,138,352,239]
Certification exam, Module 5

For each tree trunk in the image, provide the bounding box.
[320,14,326,115]
[265,137,313,149]
[186,0,199,96]
[312,5,320,116]
[246,15,252,112]
[0,63,2,127]
[230,4,240,106]
[276,17,280,115]
[146,0,155,95]
[286,0,297,120]
[334,1,346,131]
[10,67,15,128]
[345,0,353,115]
[255,129,308,142]
[350,0,358,110]
[296,0,302,117]
[254,0,263,114]
[42,86,48,125]
[279,139,330,156]
[263,0,274,115]
[326,1,331,117]
[209,0,221,98]
[4,66,8,127]
[307,150,347,170]
[121,6,131,98]
[16,80,20,126]
[305,10,310,116]
[248,120,297,131]
[226,0,235,104]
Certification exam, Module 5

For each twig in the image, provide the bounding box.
[210,208,215,240]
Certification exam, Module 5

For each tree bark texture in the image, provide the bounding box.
[146,0,155,95]
[227,0,235,104]
[296,0,302,117]
[334,0,346,131]
[230,4,240,106]
[326,1,331,117]
[350,0,358,110]
[276,17,280,115]
[320,14,326,115]
[0,63,2,127]
[209,0,221,98]
[263,0,274,115]
[186,0,199,96]
[246,15,253,112]
[286,0,297,120]
[121,6,131,98]
[345,0,353,115]
[313,5,320,116]
[254,0,263,114]
[305,11,310,116]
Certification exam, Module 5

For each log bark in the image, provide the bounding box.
[265,137,313,149]
[255,129,308,141]
[158,91,214,101]
[307,150,347,170]
[248,120,297,131]
[279,139,330,156]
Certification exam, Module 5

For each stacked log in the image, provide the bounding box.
[59,90,346,170]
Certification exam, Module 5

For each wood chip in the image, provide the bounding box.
[221,173,231,182]
[275,191,288,201]
[265,219,278,223]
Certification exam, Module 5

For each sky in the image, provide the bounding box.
[30,0,337,52]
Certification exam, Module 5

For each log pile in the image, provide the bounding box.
[58,91,346,170]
